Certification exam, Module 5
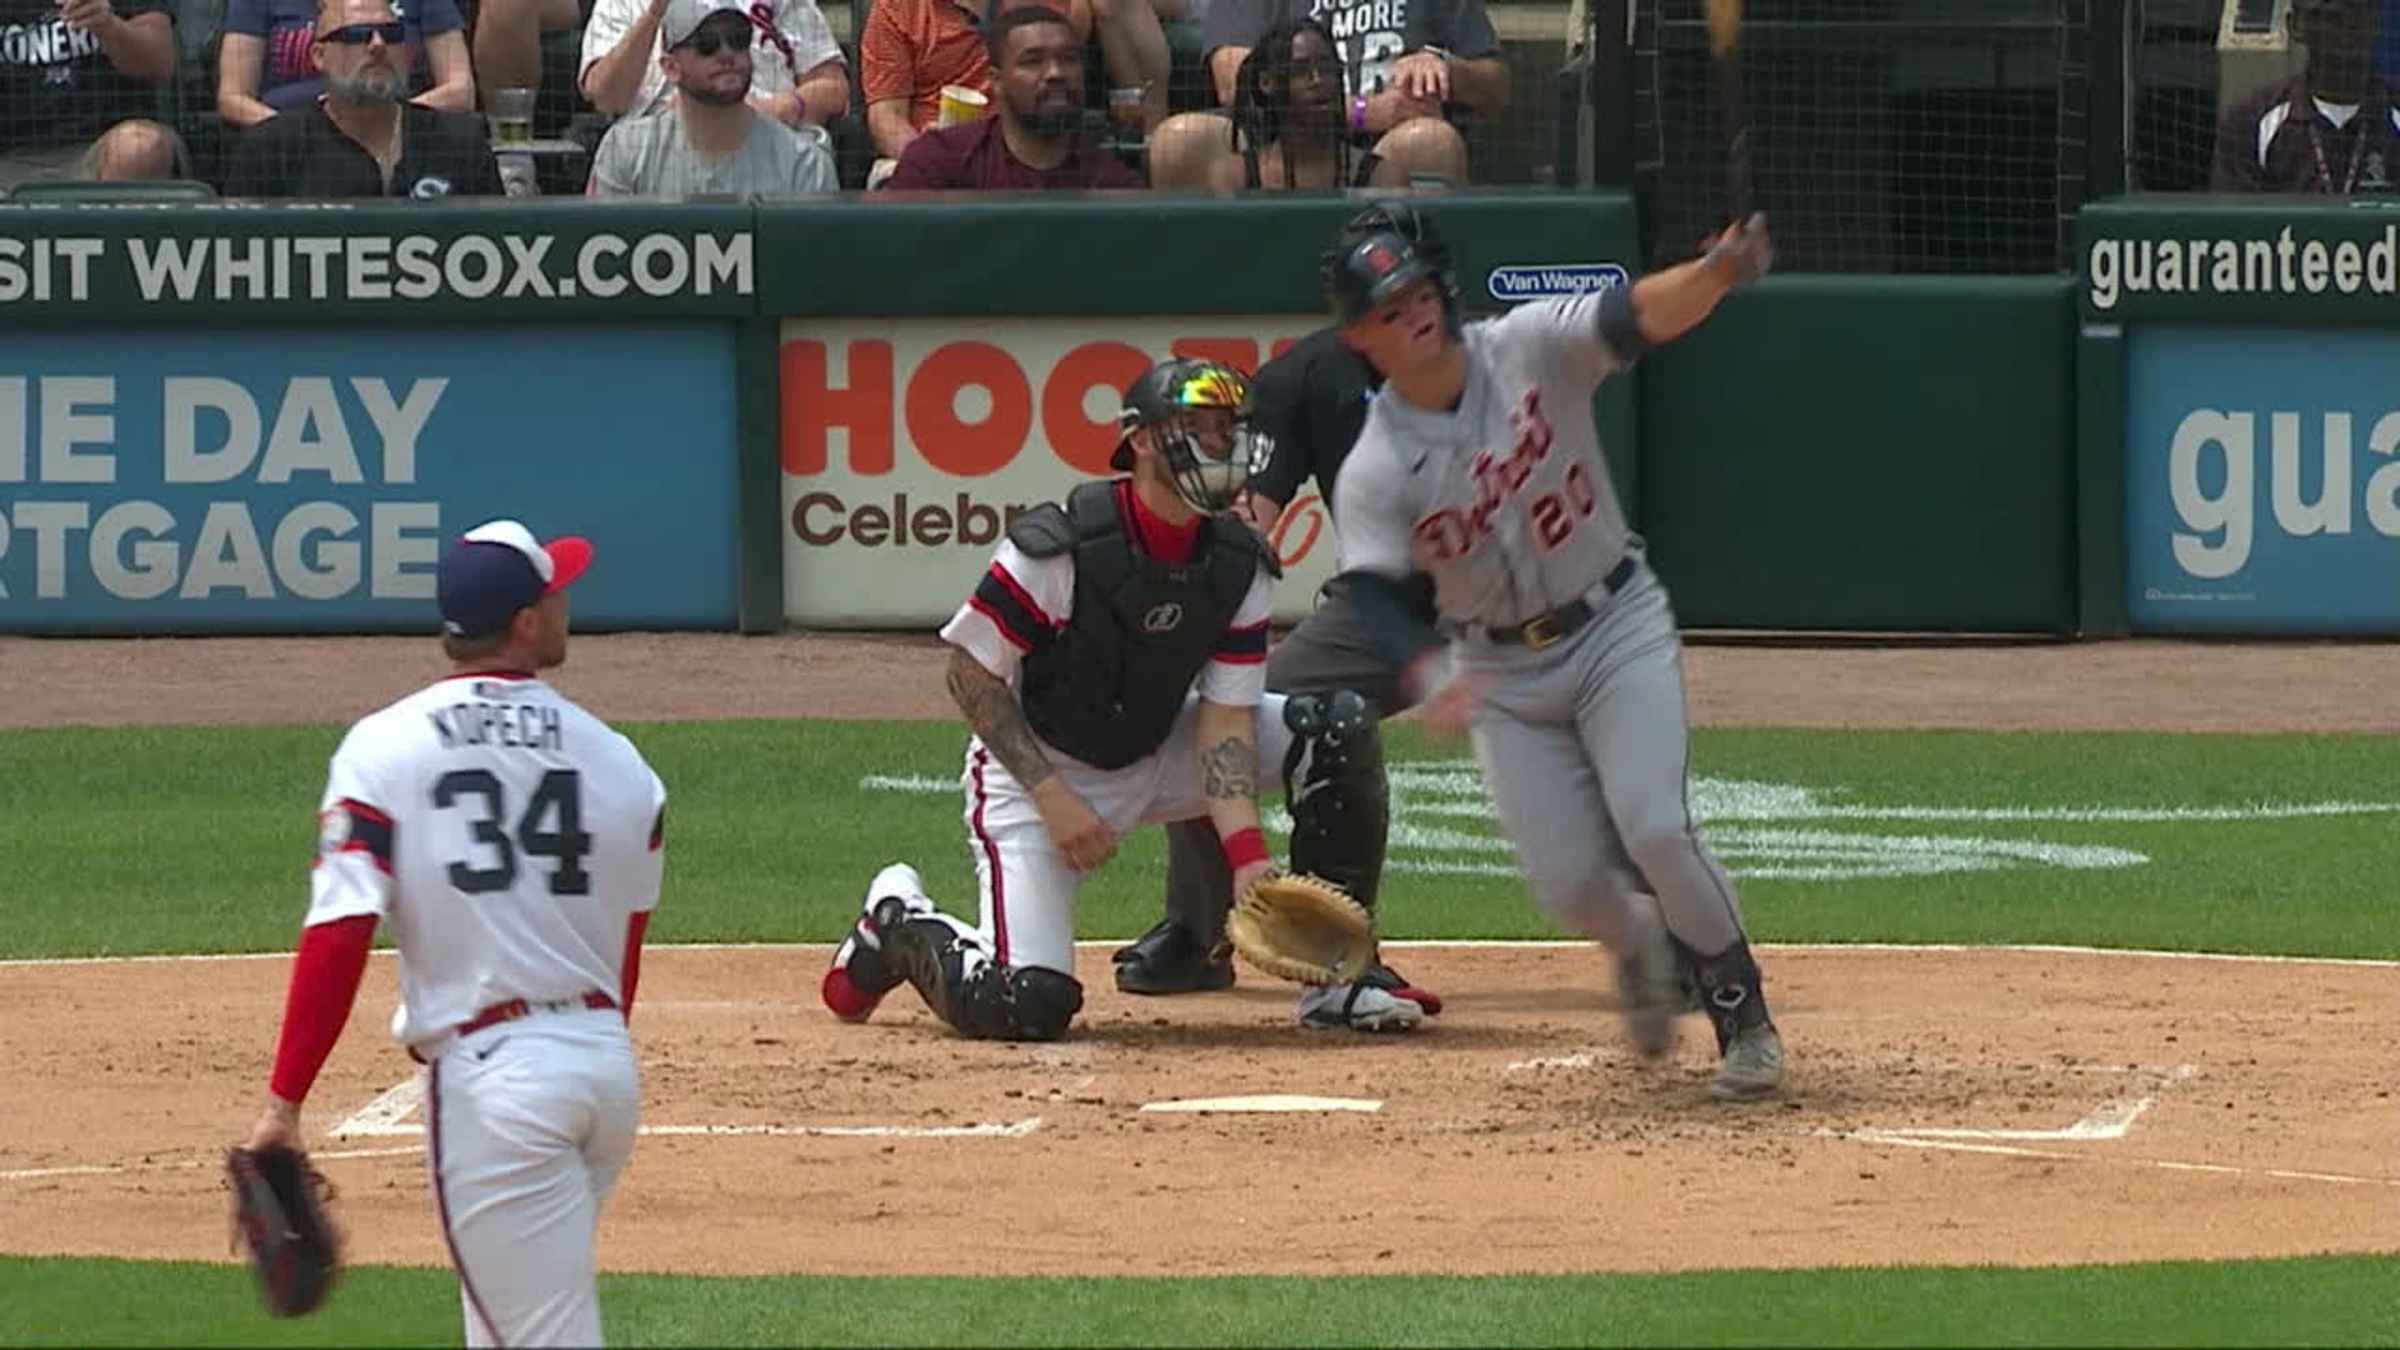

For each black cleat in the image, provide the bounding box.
[1113,918,1235,995]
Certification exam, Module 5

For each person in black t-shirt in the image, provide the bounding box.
[2215,0,2400,193]
[0,0,184,188]
[226,0,502,197]
[1146,0,1502,189]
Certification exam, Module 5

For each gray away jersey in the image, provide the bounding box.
[1332,293,1634,628]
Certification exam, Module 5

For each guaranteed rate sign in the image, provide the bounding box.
[778,317,1338,627]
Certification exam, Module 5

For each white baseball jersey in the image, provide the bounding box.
[939,537,1275,717]
[1333,293,1637,628]
[307,672,668,1052]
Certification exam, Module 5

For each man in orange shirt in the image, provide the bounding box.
[860,0,1177,163]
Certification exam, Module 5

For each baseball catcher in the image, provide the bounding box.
[823,357,1429,1038]
[225,1142,340,1317]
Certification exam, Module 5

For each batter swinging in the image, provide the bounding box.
[1325,208,1788,1098]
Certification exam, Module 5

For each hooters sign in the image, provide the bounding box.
[779,317,1339,627]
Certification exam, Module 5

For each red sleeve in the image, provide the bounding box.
[266,913,379,1104]
[620,910,650,1021]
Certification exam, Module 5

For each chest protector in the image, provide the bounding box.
[1012,481,1278,771]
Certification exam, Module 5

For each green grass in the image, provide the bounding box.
[3,1253,2395,1347]
[2,720,2394,959]
[5,718,2397,1348]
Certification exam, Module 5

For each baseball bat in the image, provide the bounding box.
[1705,0,1752,221]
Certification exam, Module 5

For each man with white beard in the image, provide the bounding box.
[226,0,501,197]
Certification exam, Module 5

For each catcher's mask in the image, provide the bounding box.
[1108,358,1272,513]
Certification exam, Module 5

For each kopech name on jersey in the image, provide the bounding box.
[429,698,565,751]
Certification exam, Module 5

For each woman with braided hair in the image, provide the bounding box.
[1204,19,1405,190]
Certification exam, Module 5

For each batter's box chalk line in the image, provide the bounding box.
[328,1074,1042,1140]
[1816,1064,2398,1189]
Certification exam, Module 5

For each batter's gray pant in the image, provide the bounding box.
[1160,575,1410,938]
[1463,562,1750,959]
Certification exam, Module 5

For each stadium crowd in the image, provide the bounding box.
[0,0,1521,195]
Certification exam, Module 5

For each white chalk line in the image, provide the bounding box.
[1822,1134,2400,1189]
[1811,1063,2399,1188]
[331,1075,425,1137]
[0,1115,1042,1184]
[1859,1065,2193,1143]
[0,1144,425,1182]
[6,940,2394,969]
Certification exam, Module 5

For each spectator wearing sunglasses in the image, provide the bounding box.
[217,0,474,129]
[885,5,1141,189]
[581,0,847,130]
[587,0,836,195]
[0,0,184,188]
[226,0,503,195]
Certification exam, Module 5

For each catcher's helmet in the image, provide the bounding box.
[1320,201,1461,327]
[1109,357,1273,512]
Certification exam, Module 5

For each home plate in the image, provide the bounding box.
[1139,1094,1383,1114]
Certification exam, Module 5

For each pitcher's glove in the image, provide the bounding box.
[1227,868,1376,986]
[225,1143,341,1317]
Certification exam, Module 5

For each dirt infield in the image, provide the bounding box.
[3,630,2396,731]
[0,633,2392,1277]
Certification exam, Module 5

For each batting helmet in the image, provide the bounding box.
[1109,358,1273,512]
[1320,201,1461,327]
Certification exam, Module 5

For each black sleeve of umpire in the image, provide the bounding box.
[1244,349,1314,508]
[1595,284,1651,367]
[1341,569,1446,674]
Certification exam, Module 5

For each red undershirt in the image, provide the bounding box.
[1115,478,1203,565]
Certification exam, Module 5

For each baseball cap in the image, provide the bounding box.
[662,0,747,48]
[436,519,594,639]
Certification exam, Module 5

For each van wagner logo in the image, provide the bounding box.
[1486,263,1629,303]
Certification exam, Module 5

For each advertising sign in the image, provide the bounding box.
[2125,323,2400,633]
[780,317,1338,626]
[0,323,741,633]
[0,203,757,322]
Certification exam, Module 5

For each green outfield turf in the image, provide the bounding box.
[2,1252,2395,1348]
[4,717,2396,1347]
[2,720,2393,960]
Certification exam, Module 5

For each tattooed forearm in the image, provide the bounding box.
[946,648,1054,790]
[1199,735,1256,801]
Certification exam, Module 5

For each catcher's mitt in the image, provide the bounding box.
[1226,869,1376,986]
[225,1143,341,1317]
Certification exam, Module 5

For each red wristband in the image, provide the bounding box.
[1221,826,1268,871]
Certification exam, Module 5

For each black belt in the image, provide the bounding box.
[1483,555,1638,649]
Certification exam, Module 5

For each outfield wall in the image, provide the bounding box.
[0,192,2383,637]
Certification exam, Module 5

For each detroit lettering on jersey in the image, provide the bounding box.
[1411,388,1601,560]
[429,687,567,752]
[1333,294,1637,628]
